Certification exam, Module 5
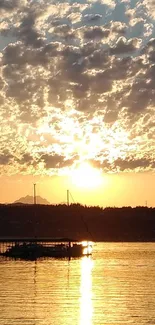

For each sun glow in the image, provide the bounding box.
[71,162,102,189]
[82,241,93,255]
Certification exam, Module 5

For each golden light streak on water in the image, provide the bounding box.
[80,257,93,325]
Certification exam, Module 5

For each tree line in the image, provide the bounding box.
[0,204,155,241]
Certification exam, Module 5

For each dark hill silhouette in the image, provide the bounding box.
[13,195,50,205]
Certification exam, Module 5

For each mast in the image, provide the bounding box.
[33,183,36,205]
[67,189,69,206]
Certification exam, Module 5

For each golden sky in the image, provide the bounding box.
[0,0,155,206]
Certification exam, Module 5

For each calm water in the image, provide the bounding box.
[0,242,155,325]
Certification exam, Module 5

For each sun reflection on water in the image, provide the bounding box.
[80,257,93,325]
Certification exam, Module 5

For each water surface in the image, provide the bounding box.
[0,242,155,325]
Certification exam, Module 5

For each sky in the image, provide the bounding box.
[1,0,155,207]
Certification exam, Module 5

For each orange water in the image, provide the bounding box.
[0,242,155,325]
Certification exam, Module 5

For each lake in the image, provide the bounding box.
[0,242,155,325]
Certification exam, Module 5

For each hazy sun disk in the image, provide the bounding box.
[71,162,102,189]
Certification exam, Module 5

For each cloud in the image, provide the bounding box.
[0,0,155,177]
[110,21,127,35]
[83,14,102,23]
[110,37,141,54]
[143,0,155,19]
[41,154,76,169]
[0,0,19,11]
[83,26,110,40]
[17,13,45,48]
[114,157,153,171]
[18,153,34,165]
[0,151,13,165]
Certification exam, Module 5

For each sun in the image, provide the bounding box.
[70,162,102,189]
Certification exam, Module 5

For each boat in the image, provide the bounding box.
[1,240,92,260]
[0,188,93,260]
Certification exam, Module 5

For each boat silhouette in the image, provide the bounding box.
[2,240,92,260]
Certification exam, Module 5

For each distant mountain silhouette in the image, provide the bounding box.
[13,195,50,205]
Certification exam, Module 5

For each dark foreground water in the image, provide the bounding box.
[0,242,155,325]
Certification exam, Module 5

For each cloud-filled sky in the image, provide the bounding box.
[1,0,155,205]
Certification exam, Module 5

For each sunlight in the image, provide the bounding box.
[70,162,102,189]
[80,257,93,325]
[81,241,93,255]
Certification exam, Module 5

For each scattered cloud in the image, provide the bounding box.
[1,0,155,176]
